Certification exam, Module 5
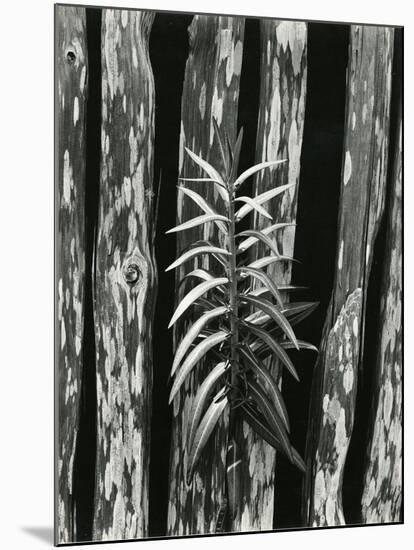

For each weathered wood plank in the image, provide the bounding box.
[361,112,402,523]
[55,5,87,544]
[303,25,394,527]
[233,20,308,531]
[167,14,245,536]
[93,9,156,541]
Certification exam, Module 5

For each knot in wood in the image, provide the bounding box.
[65,48,76,64]
[123,262,141,286]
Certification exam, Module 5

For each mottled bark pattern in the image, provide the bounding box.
[361,117,402,523]
[167,15,245,535]
[93,10,156,541]
[56,5,87,544]
[304,25,394,527]
[235,21,307,531]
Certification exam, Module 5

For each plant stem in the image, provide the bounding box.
[228,182,239,399]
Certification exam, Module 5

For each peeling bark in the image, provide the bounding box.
[361,114,402,523]
[167,15,245,536]
[55,5,87,544]
[93,9,156,541]
[303,25,394,527]
[234,20,308,532]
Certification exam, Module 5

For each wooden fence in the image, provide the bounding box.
[56,4,402,544]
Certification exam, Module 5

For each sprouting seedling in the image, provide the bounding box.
[166,119,318,487]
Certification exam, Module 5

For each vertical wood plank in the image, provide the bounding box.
[167,15,245,535]
[361,112,402,523]
[93,9,156,541]
[303,25,394,527]
[233,20,308,531]
[56,5,87,544]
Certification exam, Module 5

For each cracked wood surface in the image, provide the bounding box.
[167,14,245,536]
[93,9,156,541]
[361,113,402,523]
[56,5,87,544]
[233,20,308,532]
[303,25,394,527]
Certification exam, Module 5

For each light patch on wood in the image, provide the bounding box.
[343,151,352,186]
[73,96,79,126]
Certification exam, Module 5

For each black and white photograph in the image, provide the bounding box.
[55,2,402,545]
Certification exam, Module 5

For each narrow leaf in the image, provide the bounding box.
[212,118,230,177]
[247,379,293,462]
[235,183,296,221]
[281,340,318,352]
[237,223,295,253]
[169,278,229,328]
[229,127,244,183]
[178,187,228,232]
[234,197,272,220]
[185,147,224,184]
[226,439,241,521]
[240,403,305,473]
[169,331,229,403]
[184,147,229,201]
[172,307,227,376]
[248,255,297,270]
[186,361,228,452]
[250,285,307,298]
[166,214,230,234]
[187,390,229,483]
[242,294,299,350]
[239,346,290,431]
[236,230,280,256]
[165,245,230,272]
[244,323,299,381]
[234,159,287,188]
[238,266,284,307]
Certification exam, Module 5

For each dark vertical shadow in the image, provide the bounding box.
[342,27,403,524]
[274,22,349,529]
[148,12,193,537]
[72,7,101,542]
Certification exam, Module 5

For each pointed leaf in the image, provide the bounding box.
[234,197,272,220]
[250,285,307,298]
[212,118,230,177]
[169,331,229,403]
[236,230,280,256]
[187,390,229,483]
[240,403,305,473]
[248,255,297,270]
[229,127,244,183]
[169,278,229,328]
[244,323,299,381]
[239,346,290,431]
[237,223,295,253]
[238,266,283,307]
[178,187,228,232]
[179,177,229,201]
[185,147,224,184]
[234,159,287,188]
[242,295,299,350]
[186,361,228,451]
[226,438,241,521]
[235,183,296,221]
[165,245,230,272]
[166,214,230,234]
[172,307,228,376]
[281,339,318,352]
[247,379,293,462]
[184,147,228,201]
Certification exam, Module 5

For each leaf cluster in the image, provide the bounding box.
[166,121,318,483]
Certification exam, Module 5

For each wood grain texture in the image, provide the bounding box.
[361,114,402,523]
[93,9,156,541]
[233,20,308,531]
[167,15,245,536]
[303,25,394,527]
[56,5,87,544]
